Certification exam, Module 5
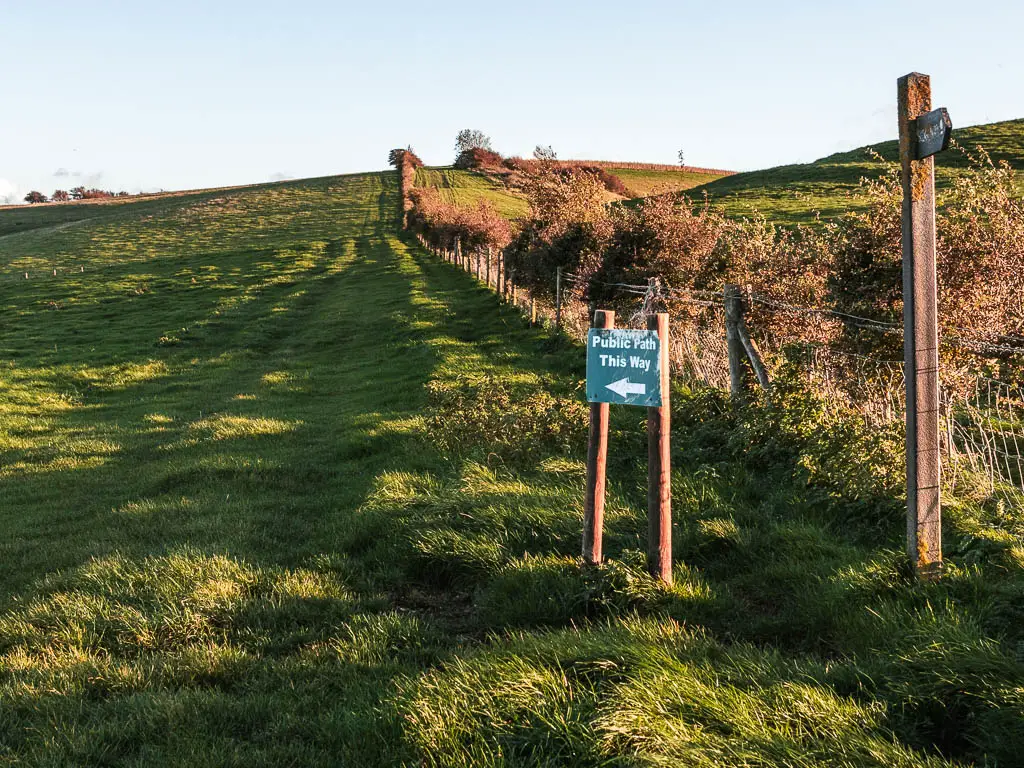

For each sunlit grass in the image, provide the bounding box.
[414,167,529,218]
[1,165,1023,765]
[692,117,1024,225]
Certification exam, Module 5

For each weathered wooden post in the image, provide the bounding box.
[497,251,504,296]
[476,250,482,280]
[584,310,615,565]
[530,293,537,326]
[724,285,747,396]
[486,247,492,287]
[898,72,950,579]
[511,270,517,306]
[555,266,563,330]
[647,312,672,583]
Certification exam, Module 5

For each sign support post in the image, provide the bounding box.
[585,312,668,576]
[647,312,672,584]
[584,310,615,565]
[898,72,948,579]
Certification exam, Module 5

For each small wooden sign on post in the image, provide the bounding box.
[898,72,950,580]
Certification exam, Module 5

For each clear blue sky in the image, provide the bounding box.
[3,0,1023,203]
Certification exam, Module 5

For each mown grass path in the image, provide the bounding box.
[0,173,567,764]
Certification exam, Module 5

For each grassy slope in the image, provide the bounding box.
[1,175,1022,765]
[414,167,529,219]
[606,166,729,197]
[691,118,1024,225]
[414,165,729,217]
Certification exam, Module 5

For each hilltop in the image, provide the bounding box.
[688,118,1024,225]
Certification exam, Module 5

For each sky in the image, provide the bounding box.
[2,0,1024,203]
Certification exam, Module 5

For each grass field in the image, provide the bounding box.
[2,174,1024,765]
[413,165,729,219]
[604,166,730,197]
[690,118,1024,225]
[413,167,529,219]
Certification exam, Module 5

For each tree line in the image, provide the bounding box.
[23,187,134,204]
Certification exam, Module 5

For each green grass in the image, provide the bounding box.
[413,166,728,219]
[1,173,1023,765]
[690,118,1024,225]
[604,167,729,197]
[413,167,529,219]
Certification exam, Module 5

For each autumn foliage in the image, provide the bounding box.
[454,148,505,171]
[388,147,423,227]
[405,139,1023,382]
[407,187,512,253]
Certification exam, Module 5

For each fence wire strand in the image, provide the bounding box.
[433,240,1024,495]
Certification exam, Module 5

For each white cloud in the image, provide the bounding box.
[0,179,22,205]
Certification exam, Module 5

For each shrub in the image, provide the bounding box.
[424,375,587,466]
[389,147,424,226]
[590,193,727,314]
[575,165,629,196]
[453,148,505,171]
[407,188,512,253]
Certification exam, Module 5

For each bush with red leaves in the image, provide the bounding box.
[454,148,505,171]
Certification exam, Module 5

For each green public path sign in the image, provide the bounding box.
[586,329,662,407]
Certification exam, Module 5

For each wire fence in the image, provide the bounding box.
[420,234,1024,497]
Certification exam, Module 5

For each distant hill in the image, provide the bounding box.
[688,118,1024,226]
[413,162,733,219]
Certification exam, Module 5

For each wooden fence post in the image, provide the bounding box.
[530,293,536,326]
[738,287,770,392]
[498,251,504,296]
[511,270,517,305]
[724,285,747,396]
[476,250,482,280]
[486,247,492,287]
[899,72,942,579]
[555,266,563,330]
[584,309,615,565]
[647,312,672,583]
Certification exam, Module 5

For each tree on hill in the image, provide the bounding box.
[388,146,423,169]
[70,186,86,200]
[24,191,48,204]
[534,145,557,163]
[677,149,685,166]
[455,129,493,160]
[51,189,70,202]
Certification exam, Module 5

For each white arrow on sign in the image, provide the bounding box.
[605,378,646,398]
